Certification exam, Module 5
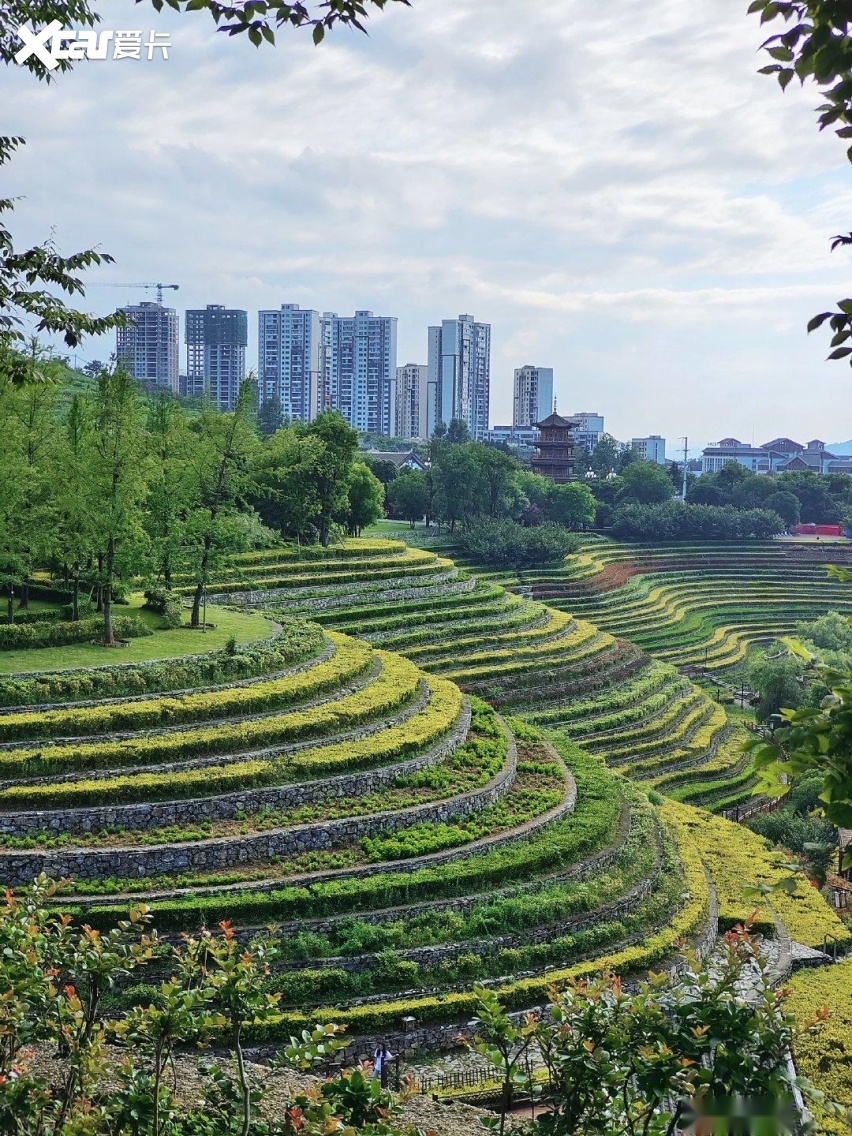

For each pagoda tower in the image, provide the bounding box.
[532,411,579,483]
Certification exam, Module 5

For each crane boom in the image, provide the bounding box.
[90,282,180,304]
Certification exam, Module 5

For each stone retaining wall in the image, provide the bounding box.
[0,706,515,884]
[209,570,462,609]
[0,698,472,843]
[0,636,333,718]
[82,722,582,913]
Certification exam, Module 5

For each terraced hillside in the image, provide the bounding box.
[0,596,718,1052]
[2,539,848,1060]
[496,537,852,671]
[213,539,760,813]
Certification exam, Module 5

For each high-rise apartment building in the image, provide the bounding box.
[185,305,247,411]
[319,311,398,435]
[513,365,553,428]
[427,314,491,440]
[116,302,179,391]
[395,363,428,440]
[632,435,667,464]
[572,412,605,452]
[258,304,321,422]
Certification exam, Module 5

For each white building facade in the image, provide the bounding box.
[427,314,491,440]
[572,412,605,452]
[116,302,179,391]
[632,435,667,464]
[258,304,321,422]
[513,365,553,428]
[395,363,428,440]
[320,311,398,435]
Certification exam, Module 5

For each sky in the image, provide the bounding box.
[6,0,852,453]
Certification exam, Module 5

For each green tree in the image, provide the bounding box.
[85,369,150,645]
[387,469,429,526]
[343,461,384,536]
[185,384,257,627]
[589,433,621,477]
[747,647,805,724]
[797,609,852,654]
[253,426,326,539]
[305,410,359,546]
[432,443,486,530]
[477,445,519,516]
[364,456,399,489]
[764,489,801,527]
[446,417,471,444]
[545,481,597,529]
[145,395,196,590]
[48,393,97,620]
[616,459,674,505]
[256,393,285,438]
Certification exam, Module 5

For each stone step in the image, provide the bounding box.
[789,941,835,970]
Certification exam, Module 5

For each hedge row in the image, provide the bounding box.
[0,632,370,742]
[188,559,452,596]
[528,662,677,726]
[1,677,464,809]
[664,800,852,949]
[0,615,151,651]
[82,737,620,930]
[318,586,515,631]
[567,681,692,739]
[0,645,414,777]
[404,608,570,661]
[588,693,708,754]
[0,622,322,709]
[786,960,852,1134]
[237,798,708,1041]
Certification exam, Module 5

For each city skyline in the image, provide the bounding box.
[13,0,850,444]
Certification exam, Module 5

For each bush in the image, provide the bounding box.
[0,615,152,652]
[458,518,578,568]
[0,623,322,708]
[143,589,184,628]
[611,501,785,542]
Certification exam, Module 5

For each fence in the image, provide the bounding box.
[722,795,785,824]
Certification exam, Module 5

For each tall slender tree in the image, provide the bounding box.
[185,384,257,627]
[86,369,150,645]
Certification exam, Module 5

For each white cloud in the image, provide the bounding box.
[5,0,852,446]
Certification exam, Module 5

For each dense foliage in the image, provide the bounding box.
[688,462,852,526]
[0,359,381,640]
[457,518,579,568]
[470,927,834,1136]
[611,500,785,541]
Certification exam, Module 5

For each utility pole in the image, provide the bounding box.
[679,436,688,499]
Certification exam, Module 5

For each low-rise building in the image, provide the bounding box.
[572,412,604,453]
[631,435,666,464]
[701,437,849,475]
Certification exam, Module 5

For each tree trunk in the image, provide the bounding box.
[6,585,13,624]
[18,580,28,610]
[103,538,115,645]
[191,533,213,628]
[71,570,80,622]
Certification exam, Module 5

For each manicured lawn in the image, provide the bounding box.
[0,598,275,674]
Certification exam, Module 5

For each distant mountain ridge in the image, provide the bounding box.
[828,440,852,454]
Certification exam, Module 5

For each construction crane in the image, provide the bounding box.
[90,282,180,304]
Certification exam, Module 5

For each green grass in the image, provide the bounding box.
[0,597,274,674]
